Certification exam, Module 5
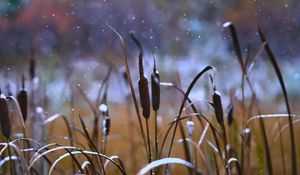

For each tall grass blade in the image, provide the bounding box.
[258,28,297,175]
[137,158,195,175]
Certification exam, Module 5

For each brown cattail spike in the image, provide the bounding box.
[22,74,25,89]
[138,52,150,119]
[0,92,10,138]
[213,89,224,125]
[17,76,28,121]
[29,58,35,80]
[151,55,160,111]
[131,33,151,119]
[139,76,150,119]
[103,116,110,136]
[227,102,234,126]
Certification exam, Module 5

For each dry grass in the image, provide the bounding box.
[0,22,299,175]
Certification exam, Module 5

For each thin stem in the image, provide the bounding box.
[154,110,158,160]
[145,119,152,175]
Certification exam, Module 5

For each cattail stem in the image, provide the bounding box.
[154,110,158,160]
[145,119,152,175]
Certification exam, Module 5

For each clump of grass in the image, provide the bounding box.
[0,22,298,175]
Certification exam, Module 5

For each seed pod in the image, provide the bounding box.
[17,75,28,121]
[227,102,234,126]
[213,89,224,125]
[0,92,10,138]
[186,120,194,136]
[138,53,150,119]
[242,128,251,147]
[151,56,160,111]
[29,58,35,80]
[139,76,150,119]
[102,116,110,136]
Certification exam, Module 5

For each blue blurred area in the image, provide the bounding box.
[0,0,299,60]
[0,0,299,113]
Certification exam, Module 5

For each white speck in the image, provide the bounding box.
[284,3,288,8]
[198,35,201,39]
[76,26,80,29]
[52,14,55,17]
[99,104,108,112]
[175,37,180,41]
[36,106,44,114]
[149,36,153,39]
[77,83,80,87]
[186,120,194,136]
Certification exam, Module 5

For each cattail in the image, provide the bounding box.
[17,75,28,121]
[138,52,150,119]
[102,115,110,136]
[242,128,251,146]
[212,87,224,125]
[186,120,194,136]
[151,55,160,111]
[130,33,150,119]
[29,58,35,80]
[227,102,234,126]
[30,106,46,145]
[99,90,110,136]
[0,90,10,138]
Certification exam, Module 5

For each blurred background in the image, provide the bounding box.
[0,0,299,113]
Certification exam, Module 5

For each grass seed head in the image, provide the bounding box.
[0,92,10,138]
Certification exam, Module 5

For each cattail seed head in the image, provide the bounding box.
[213,90,224,125]
[227,102,234,126]
[17,75,28,121]
[139,76,150,119]
[151,57,160,111]
[186,120,194,136]
[242,128,251,146]
[29,58,35,80]
[102,116,110,136]
[137,50,150,119]
[130,33,151,119]
[0,92,10,138]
